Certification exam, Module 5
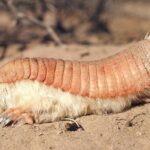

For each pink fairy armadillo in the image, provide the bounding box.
[0,37,150,126]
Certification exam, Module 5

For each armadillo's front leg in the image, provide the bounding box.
[0,107,34,127]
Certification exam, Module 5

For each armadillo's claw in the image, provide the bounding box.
[12,113,34,127]
[1,117,13,127]
[0,108,34,127]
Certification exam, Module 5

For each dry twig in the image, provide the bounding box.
[3,0,62,45]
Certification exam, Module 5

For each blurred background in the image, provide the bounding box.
[0,0,149,60]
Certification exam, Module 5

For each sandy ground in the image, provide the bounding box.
[0,42,150,150]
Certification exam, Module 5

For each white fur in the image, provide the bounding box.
[0,80,136,123]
